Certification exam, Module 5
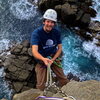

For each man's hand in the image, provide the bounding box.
[42,58,53,66]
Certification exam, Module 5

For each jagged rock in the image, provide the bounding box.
[95,42,100,46]
[5,73,11,79]
[8,71,25,81]
[55,3,77,25]
[88,7,97,17]
[67,72,80,81]
[1,40,37,93]
[95,36,100,40]
[0,59,3,66]
[3,58,12,67]
[53,80,100,100]
[78,0,85,2]
[7,70,21,80]
[18,56,30,61]
[8,65,17,72]
[21,40,30,48]
[38,0,96,28]
[27,82,35,88]
[11,44,23,54]
[81,13,91,24]
[13,80,100,100]
[61,3,77,15]
[13,89,42,100]
[7,54,16,59]
[38,0,61,10]
[64,0,78,3]
[17,70,30,81]
[55,2,78,18]
[89,21,100,31]
[11,61,24,69]
[0,54,6,62]
[1,99,7,100]
[21,86,31,92]
[13,82,24,92]
[20,47,28,55]
[76,10,84,20]
[85,0,92,4]
[75,29,93,40]
[28,48,33,56]
[24,64,34,71]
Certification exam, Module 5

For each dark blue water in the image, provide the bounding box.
[0,0,100,99]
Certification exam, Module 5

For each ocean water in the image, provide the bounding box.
[92,0,100,21]
[0,0,100,99]
[61,28,100,81]
[0,68,13,99]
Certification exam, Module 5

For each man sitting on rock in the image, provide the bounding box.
[31,9,69,90]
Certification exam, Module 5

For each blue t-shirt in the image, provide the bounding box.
[31,26,62,57]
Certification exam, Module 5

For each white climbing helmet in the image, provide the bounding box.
[43,9,57,22]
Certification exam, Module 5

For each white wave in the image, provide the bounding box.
[0,39,10,51]
[63,60,79,75]
[92,0,100,21]
[0,67,5,77]
[9,0,38,20]
[78,71,100,81]
[82,39,100,64]
[85,0,100,64]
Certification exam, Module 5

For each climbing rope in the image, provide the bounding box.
[35,64,76,100]
[46,63,52,86]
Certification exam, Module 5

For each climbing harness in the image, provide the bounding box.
[35,64,76,100]
[47,56,62,68]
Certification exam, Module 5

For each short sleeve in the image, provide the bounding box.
[30,30,39,45]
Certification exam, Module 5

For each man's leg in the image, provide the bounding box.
[35,63,47,90]
[51,64,69,87]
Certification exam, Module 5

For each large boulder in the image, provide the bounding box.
[38,0,61,11]
[0,40,36,93]
[37,0,96,28]
[89,21,100,32]
[13,89,43,100]
[13,80,100,100]
[53,80,100,100]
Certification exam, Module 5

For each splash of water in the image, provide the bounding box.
[82,0,100,67]
[0,39,10,51]
[61,28,100,81]
[82,38,100,65]
[81,0,100,75]
[0,67,13,100]
[9,0,38,20]
[92,0,100,21]
[0,0,41,50]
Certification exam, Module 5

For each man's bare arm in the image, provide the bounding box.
[32,45,44,61]
[32,45,53,65]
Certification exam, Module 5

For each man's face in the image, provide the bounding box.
[43,19,55,32]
